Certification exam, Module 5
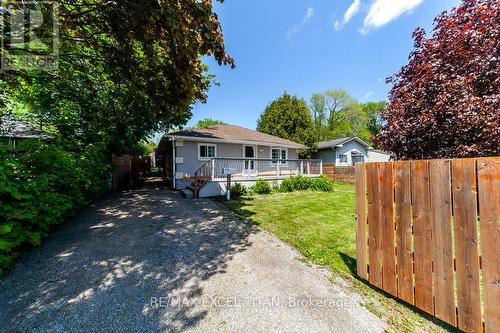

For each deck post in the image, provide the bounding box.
[300,161,304,174]
[276,161,280,177]
[320,160,323,175]
[211,159,215,180]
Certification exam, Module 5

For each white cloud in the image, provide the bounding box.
[302,7,315,24]
[362,0,424,33]
[286,26,299,38]
[334,0,361,31]
[287,7,314,38]
[365,91,375,99]
[344,0,361,23]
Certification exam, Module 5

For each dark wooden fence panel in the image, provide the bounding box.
[355,157,500,333]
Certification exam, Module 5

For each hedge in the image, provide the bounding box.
[0,141,110,276]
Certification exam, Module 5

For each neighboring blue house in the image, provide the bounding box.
[313,136,391,166]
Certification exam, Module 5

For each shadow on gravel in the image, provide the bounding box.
[0,188,258,333]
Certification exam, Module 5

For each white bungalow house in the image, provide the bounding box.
[312,136,391,166]
[157,124,323,197]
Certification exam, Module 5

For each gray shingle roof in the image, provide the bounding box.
[168,124,306,149]
[317,136,373,149]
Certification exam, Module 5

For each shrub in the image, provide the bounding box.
[291,174,311,190]
[230,183,246,198]
[310,175,335,192]
[0,141,110,276]
[252,179,272,194]
[280,178,294,192]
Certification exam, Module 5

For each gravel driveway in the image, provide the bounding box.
[0,188,385,333]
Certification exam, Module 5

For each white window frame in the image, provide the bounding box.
[350,150,365,165]
[242,144,257,158]
[338,154,348,164]
[198,143,217,161]
[270,147,287,165]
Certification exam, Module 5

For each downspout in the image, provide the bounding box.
[172,138,176,189]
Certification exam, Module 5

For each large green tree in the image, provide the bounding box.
[0,0,234,154]
[362,101,386,142]
[194,118,226,128]
[310,89,381,143]
[257,92,315,155]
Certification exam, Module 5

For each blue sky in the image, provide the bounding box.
[188,0,460,129]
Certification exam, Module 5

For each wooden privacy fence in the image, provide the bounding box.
[355,158,500,333]
[323,164,355,183]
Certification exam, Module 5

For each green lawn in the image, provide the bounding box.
[223,182,357,275]
[219,183,458,333]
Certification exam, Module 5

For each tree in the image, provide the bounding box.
[361,101,386,140]
[257,93,315,155]
[310,89,378,142]
[0,0,234,154]
[377,0,500,159]
[195,118,226,128]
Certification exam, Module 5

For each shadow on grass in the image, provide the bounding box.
[339,252,460,333]
[214,196,259,222]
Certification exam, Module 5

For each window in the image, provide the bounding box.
[351,152,365,165]
[198,144,216,160]
[339,154,348,163]
[271,148,287,164]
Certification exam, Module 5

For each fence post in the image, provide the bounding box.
[320,160,323,175]
[355,163,368,280]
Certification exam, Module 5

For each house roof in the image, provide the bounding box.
[0,119,52,140]
[167,124,306,149]
[317,136,372,149]
[369,149,392,156]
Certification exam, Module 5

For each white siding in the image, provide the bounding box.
[174,141,299,180]
[334,140,368,166]
[367,150,391,162]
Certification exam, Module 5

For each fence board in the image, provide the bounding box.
[394,161,414,304]
[355,164,368,280]
[357,157,500,332]
[367,163,382,288]
[323,164,356,183]
[411,160,434,315]
[477,158,500,333]
[452,159,483,333]
[380,162,397,296]
[429,160,456,325]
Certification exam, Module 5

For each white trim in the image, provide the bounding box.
[319,136,372,150]
[242,144,257,158]
[197,143,217,161]
[168,135,305,149]
[242,144,257,176]
[270,147,288,165]
[172,139,176,189]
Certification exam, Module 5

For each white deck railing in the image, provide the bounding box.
[210,158,322,180]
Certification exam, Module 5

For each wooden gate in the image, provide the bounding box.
[355,158,500,333]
